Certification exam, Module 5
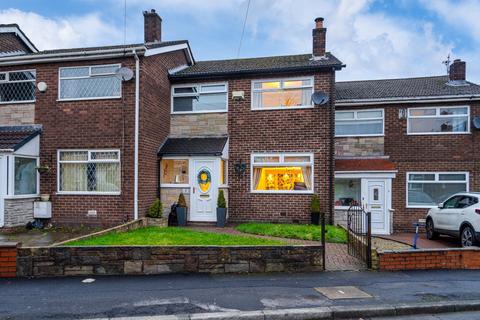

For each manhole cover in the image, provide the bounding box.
[314,286,372,299]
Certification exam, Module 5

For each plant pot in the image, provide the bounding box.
[311,212,320,225]
[176,207,187,226]
[40,194,50,202]
[216,208,227,227]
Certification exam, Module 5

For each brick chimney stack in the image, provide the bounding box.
[312,17,326,57]
[143,9,162,43]
[449,59,466,81]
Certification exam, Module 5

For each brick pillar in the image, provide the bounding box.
[312,17,326,57]
[0,242,18,278]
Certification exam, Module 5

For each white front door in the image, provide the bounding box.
[363,179,390,235]
[190,159,217,222]
[0,155,5,227]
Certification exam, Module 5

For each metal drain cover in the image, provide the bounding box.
[314,286,372,299]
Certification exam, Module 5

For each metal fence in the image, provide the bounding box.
[347,203,372,268]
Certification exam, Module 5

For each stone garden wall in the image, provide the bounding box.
[16,245,324,277]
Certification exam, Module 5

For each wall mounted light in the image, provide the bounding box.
[234,160,246,175]
[37,81,47,92]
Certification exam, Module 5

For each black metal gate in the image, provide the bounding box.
[347,204,372,268]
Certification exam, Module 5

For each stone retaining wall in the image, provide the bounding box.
[16,245,323,277]
[0,243,18,278]
[378,247,480,271]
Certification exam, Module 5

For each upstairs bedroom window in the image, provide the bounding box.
[251,153,313,193]
[172,83,227,113]
[0,70,36,103]
[59,64,121,100]
[407,106,469,135]
[335,109,384,137]
[58,150,121,194]
[252,78,313,110]
[407,172,468,208]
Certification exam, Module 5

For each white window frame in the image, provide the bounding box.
[250,153,314,194]
[57,149,121,195]
[0,69,36,104]
[251,76,314,111]
[171,82,228,114]
[407,105,470,135]
[58,64,122,101]
[406,171,469,208]
[335,108,384,137]
[12,155,40,197]
[160,157,191,188]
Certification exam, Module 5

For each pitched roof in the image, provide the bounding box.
[170,53,344,79]
[336,76,480,103]
[335,158,396,172]
[0,125,42,151]
[158,137,228,156]
[0,24,38,53]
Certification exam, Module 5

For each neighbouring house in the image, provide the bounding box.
[1,10,480,235]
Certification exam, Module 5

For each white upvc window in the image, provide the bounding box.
[407,106,470,135]
[160,158,190,187]
[406,172,469,208]
[335,109,384,137]
[171,82,228,114]
[58,64,121,101]
[251,77,314,110]
[0,70,36,104]
[251,153,314,194]
[57,150,121,195]
[14,156,39,196]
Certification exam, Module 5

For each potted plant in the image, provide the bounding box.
[36,164,50,174]
[310,195,321,225]
[216,190,227,227]
[176,193,187,226]
[146,198,163,219]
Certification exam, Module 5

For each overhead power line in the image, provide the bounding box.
[236,0,251,58]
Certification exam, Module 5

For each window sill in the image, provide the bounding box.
[406,132,471,136]
[0,100,35,105]
[250,190,314,195]
[57,96,122,102]
[334,206,351,210]
[335,134,384,138]
[160,184,190,188]
[4,194,39,200]
[251,105,314,111]
[171,110,228,115]
[406,205,436,209]
[56,192,121,196]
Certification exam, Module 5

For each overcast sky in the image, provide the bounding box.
[1,0,479,82]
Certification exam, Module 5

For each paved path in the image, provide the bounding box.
[3,270,480,319]
[188,225,365,271]
[382,233,460,249]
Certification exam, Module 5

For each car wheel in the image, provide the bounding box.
[461,226,476,247]
[426,218,439,240]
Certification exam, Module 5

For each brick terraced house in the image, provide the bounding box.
[1,10,480,234]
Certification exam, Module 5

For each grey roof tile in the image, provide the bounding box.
[0,125,42,150]
[170,53,344,79]
[158,137,228,156]
[336,76,480,102]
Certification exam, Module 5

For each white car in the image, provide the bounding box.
[426,192,480,247]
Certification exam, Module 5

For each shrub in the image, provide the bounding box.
[217,190,227,208]
[146,198,163,218]
[311,195,320,213]
[177,193,187,207]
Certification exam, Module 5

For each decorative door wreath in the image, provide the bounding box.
[197,169,211,193]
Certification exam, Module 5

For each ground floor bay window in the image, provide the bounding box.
[251,154,313,193]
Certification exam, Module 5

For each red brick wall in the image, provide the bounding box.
[378,248,480,271]
[138,50,189,217]
[226,71,335,223]
[0,244,17,278]
[0,33,32,53]
[336,101,480,232]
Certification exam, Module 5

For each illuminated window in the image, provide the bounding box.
[220,159,227,185]
[251,153,313,193]
[252,78,313,110]
[161,159,189,185]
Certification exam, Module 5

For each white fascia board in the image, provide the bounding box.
[145,43,194,64]
[336,95,480,106]
[0,26,38,53]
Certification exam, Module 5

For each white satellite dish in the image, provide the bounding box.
[115,67,134,81]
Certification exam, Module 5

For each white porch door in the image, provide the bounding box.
[362,179,390,235]
[190,159,217,222]
[0,155,5,227]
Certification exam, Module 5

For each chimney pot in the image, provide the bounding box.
[312,17,326,57]
[449,59,466,82]
[143,9,162,43]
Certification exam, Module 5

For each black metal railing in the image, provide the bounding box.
[347,204,372,268]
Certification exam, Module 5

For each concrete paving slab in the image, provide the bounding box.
[314,286,373,299]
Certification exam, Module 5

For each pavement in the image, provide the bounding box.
[0,227,97,247]
[3,270,480,319]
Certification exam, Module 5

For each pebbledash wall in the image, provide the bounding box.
[334,101,480,232]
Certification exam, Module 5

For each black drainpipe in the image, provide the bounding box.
[157,156,162,199]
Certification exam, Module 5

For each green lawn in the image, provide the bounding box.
[65,226,285,246]
[235,223,347,243]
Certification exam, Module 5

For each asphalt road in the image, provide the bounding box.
[2,270,480,319]
[371,311,480,319]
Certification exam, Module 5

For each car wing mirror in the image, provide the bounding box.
[438,202,444,209]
